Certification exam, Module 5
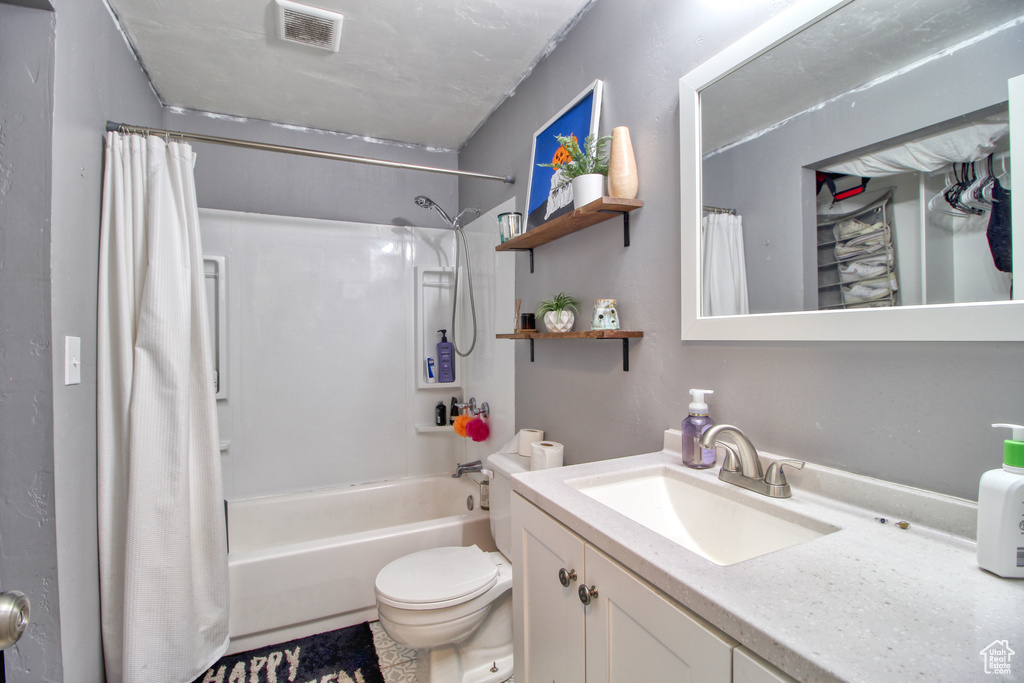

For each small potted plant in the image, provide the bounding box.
[538,133,612,208]
[536,292,580,333]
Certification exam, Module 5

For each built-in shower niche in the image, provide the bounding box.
[416,266,462,391]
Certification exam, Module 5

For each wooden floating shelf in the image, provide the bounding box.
[495,197,643,252]
[496,330,643,340]
[497,330,644,371]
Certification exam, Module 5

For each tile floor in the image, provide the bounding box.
[368,621,514,683]
[370,621,419,683]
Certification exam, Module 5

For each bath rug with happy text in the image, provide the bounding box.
[193,621,386,683]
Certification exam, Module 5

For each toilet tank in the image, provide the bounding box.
[486,452,530,557]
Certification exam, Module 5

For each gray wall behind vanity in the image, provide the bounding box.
[459,0,1024,501]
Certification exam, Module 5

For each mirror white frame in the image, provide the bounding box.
[680,0,1024,341]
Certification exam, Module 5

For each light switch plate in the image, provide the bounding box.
[64,336,81,385]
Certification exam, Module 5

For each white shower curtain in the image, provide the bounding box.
[702,212,750,316]
[97,132,229,683]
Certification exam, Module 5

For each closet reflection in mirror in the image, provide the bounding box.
[699,0,1022,316]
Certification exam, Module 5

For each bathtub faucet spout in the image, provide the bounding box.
[453,460,483,478]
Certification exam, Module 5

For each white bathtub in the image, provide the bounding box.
[226,474,495,654]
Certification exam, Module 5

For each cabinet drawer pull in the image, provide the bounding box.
[558,568,577,587]
[578,584,598,605]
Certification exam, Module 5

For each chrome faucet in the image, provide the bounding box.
[453,460,483,478]
[699,424,804,498]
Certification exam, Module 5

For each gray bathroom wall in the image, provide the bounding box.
[0,5,62,681]
[3,0,52,8]
[459,0,1024,501]
[163,109,459,228]
[47,0,164,679]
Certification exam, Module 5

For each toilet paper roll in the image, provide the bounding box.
[518,429,544,457]
[531,441,564,470]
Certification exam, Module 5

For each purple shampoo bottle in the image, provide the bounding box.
[437,330,455,383]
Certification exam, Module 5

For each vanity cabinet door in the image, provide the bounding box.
[733,647,797,683]
[582,545,734,683]
[512,493,587,683]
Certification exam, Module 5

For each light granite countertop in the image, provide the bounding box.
[510,430,1024,683]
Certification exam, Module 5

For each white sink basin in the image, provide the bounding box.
[571,467,836,566]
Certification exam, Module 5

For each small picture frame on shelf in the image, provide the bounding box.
[526,79,603,231]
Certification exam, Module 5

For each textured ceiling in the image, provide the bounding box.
[107,0,593,149]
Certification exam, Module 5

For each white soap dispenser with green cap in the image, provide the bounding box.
[977,423,1024,578]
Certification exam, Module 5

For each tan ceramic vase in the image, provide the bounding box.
[607,126,638,199]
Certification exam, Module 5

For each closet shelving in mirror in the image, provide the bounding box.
[496,330,644,371]
[495,197,643,273]
[816,195,898,310]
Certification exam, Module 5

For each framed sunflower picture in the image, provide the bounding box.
[525,79,604,231]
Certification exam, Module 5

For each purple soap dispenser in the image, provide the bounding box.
[436,330,455,383]
[682,389,716,469]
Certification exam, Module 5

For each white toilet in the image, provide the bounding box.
[374,452,527,683]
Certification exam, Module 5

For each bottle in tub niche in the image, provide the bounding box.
[977,423,1024,578]
[436,329,455,383]
[682,389,716,469]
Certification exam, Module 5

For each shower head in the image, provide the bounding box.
[414,195,455,228]
[414,196,481,230]
[414,196,481,357]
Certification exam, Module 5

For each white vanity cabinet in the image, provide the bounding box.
[512,493,735,682]
[512,492,586,682]
[734,647,798,683]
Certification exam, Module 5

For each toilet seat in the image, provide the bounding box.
[375,546,497,610]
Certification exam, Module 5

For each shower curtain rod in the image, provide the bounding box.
[105,122,515,184]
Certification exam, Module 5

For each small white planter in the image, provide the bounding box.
[571,174,605,209]
[543,310,575,333]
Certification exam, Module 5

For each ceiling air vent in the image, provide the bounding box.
[275,0,344,53]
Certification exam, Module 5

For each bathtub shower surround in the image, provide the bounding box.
[98,133,229,683]
[199,207,514,501]
[226,474,494,653]
[201,210,451,498]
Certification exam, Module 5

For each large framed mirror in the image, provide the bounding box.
[680,0,1024,341]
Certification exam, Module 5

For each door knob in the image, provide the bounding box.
[0,591,30,650]
[558,568,577,587]
[578,584,598,605]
